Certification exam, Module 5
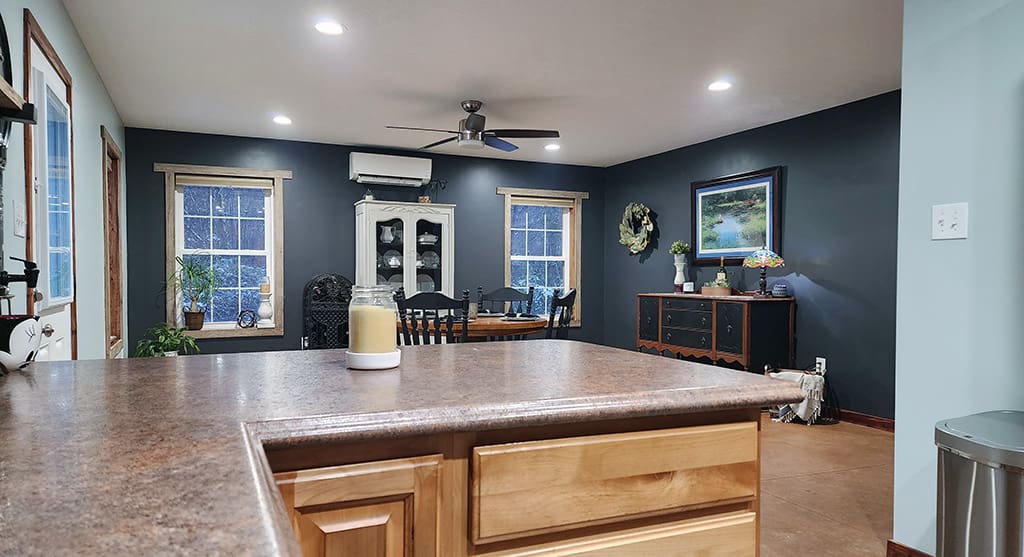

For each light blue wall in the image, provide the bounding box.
[1,1,124,359]
[895,0,1024,551]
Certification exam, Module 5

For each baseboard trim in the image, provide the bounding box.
[838,408,894,432]
[886,539,932,557]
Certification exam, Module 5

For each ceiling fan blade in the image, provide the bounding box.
[484,136,518,152]
[387,125,459,133]
[464,113,486,132]
[485,129,560,139]
[420,136,458,150]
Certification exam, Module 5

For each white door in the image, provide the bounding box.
[29,41,74,362]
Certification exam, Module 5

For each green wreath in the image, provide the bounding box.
[618,202,654,254]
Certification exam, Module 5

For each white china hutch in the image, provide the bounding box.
[355,200,455,296]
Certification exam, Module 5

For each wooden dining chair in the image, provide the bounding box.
[545,288,577,340]
[476,286,535,315]
[394,288,470,345]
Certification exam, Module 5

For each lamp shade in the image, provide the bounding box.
[742,247,784,269]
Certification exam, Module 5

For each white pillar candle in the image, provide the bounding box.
[349,305,397,354]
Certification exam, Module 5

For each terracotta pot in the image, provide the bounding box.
[183,311,205,330]
[700,286,732,297]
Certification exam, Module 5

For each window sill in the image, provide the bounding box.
[184,324,283,339]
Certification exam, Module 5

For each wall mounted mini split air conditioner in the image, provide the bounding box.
[349,152,432,187]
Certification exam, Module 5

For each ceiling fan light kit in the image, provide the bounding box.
[387,100,560,153]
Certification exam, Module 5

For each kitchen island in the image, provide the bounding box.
[0,340,801,556]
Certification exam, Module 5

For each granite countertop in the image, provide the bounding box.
[0,339,802,556]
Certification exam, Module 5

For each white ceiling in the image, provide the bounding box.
[64,0,902,167]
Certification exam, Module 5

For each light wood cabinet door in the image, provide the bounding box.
[472,422,757,543]
[275,454,443,557]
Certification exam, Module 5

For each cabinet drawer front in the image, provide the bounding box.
[662,297,712,312]
[472,422,758,543]
[663,309,711,331]
[715,302,745,354]
[638,298,659,341]
[662,327,711,350]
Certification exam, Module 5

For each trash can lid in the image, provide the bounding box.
[935,410,1024,469]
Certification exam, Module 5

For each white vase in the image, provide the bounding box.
[257,292,273,327]
[379,225,394,243]
[673,254,688,292]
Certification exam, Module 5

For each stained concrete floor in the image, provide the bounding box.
[760,414,894,556]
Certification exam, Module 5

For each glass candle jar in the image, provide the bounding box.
[348,285,398,355]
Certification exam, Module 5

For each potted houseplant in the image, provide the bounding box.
[134,323,200,357]
[669,241,691,292]
[174,255,218,330]
[701,277,732,297]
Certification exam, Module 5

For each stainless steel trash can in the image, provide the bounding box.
[935,410,1024,557]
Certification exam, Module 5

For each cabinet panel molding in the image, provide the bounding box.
[472,422,757,542]
[275,454,442,557]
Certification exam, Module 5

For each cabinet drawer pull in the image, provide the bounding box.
[666,332,672,341]
[700,336,707,347]
[666,314,673,324]
[727,324,733,335]
[700,316,708,327]
[646,316,652,324]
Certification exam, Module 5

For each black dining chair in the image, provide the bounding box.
[545,288,577,340]
[476,286,535,315]
[301,273,353,349]
[394,288,470,345]
[476,286,536,341]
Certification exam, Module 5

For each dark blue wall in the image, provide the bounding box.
[602,91,901,418]
[126,91,899,418]
[125,129,605,353]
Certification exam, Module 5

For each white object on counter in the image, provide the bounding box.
[345,349,401,370]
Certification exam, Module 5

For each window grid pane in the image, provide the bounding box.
[178,184,273,324]
[509,203,571,315]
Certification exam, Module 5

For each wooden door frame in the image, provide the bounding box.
[23,9,77,358]
[101,126,123,358]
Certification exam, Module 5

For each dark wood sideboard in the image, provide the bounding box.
[637,293,795,372]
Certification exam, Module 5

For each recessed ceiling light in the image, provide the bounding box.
[273,114,292,125]
[314,19,346,35]
[544,143,561,151]
[707,80,733,92]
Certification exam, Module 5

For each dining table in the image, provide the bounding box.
[396,312,548,340]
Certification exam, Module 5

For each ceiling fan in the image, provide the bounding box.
[386,100,559,152]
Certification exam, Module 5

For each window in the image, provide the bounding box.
[156,164,291,338]
[30,48,75,309]
[498,187,587,325]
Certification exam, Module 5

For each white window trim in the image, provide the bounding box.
[497,187,587,326]
[155,163,291,339]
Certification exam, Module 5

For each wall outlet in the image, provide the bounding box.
[932,202,968,240]
[815,357,827,375]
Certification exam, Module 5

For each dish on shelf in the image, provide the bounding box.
[388,274,404,290]
[416,274,436,292]
[420,250,440,269]
[383,249,402,268]
[376,274,387,285]
[417,233,438,245]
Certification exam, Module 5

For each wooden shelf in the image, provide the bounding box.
[0,79,26,112]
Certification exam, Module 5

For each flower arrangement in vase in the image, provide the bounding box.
[669,241,691,292]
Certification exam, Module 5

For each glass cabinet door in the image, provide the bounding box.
[375,218,404,291]
[414,219,443,293]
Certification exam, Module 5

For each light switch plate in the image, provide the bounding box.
[932,202,968,240]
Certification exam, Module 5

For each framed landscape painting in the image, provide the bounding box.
[691,166,782,264]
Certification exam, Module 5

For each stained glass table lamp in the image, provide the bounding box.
[742,247,784,297]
